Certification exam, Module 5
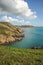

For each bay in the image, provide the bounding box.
[6,27,43,48]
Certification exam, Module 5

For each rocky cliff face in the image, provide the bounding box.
[0,22,24,44]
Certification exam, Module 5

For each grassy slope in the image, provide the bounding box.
[0,46,43,65]
[0,22,43,65]
[0,22,23,44]
[0,22,21,36]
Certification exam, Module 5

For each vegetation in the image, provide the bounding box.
[0,46,43,65]
[0,22,24,44]
[0,22,23,36]
[0,22,43,65]
[20,25,34,27]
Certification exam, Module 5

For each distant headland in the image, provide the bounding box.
[20,25,34,27]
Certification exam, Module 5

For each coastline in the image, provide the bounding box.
[0,29,24,44]
[0,22,24,44]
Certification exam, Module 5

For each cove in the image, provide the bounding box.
[5,27,43,48]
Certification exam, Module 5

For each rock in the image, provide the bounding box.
[0,35,6,44]
[6,36,16,43]
[15,37,22,41]
[0,22,24,44]
[0,34,23,44]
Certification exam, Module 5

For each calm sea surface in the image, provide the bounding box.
[6,27,43,48]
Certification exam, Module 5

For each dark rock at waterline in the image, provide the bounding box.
[31,46,43,49]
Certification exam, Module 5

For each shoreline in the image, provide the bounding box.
[0,22,24,44]
[0,34,24,44]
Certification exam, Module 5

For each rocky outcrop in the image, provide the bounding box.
[0,35,23,44]
[0,22,24,44]
[0,34,24,44]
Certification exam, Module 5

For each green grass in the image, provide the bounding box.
[0,46,43,65]
[0,22,23,37]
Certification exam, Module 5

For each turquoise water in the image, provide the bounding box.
[6,27,43,48]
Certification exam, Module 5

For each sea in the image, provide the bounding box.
[5,27,43,48]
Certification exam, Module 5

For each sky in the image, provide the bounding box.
[0,0,43,26]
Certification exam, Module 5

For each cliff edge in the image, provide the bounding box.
[0,22,24,44]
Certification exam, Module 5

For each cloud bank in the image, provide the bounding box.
[0,16,18,22]
[0,0,37,19]
[0,16,31,25]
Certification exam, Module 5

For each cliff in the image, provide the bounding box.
[0,22,24,44]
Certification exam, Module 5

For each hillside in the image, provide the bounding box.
[0,46,43,65]
[0,22,24,44]
[20,25,34,27]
